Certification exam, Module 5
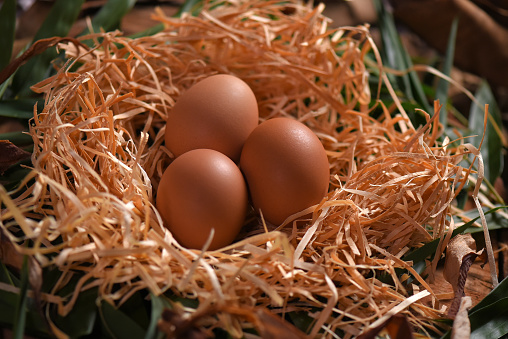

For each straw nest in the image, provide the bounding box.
[0,0,483,337]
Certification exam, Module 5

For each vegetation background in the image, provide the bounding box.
[1,0,507,338]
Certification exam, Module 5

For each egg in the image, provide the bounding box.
[240,117,330,226]
[165,74,259,162]
[156,149,248,250]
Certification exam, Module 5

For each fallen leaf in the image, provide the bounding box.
[451,296,472,339]
[0,229,23,269]
[0,140,31,174]
[157,308,208,339]
[157,304,309,339]
[253,308,309,339]
[357,314,414,339]
[443,233,485,318]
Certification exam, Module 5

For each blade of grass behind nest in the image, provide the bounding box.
[0,261,51,337]
[0,98,38,119]
[128,23,165,39]
[99,300,147,339]
[435,16,459,129]
[469,81,504,186]
[145,294,172,339]
[373,0,431,114]
[10,0,84,96]
[0,0,16,72]
[469,297,508,339]
[456,205,508,234]
[129,0,205,39]
[402,206,507,264]
[80,0,137,38]
[52,287,99,338]
[12,256,29,339]
[176,0,206,17]
[0,132,33,147]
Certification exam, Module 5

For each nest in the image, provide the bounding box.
[0,0,483,337]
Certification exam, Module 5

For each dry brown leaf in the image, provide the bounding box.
[443,233,484,317]
[451,296,472,339]
[252,308,309,339]
[158,308,209,339]
[0,140,31,174]
[157,304,308,339]
[0,228,23,269]
[357,314,414,339]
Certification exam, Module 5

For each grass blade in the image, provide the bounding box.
[12,256,29,339]
[373,0,431,113]
[145,294,171,339]
[469,81,504,184]
[100,300,146,339]
[176,0,205,16]
[52,288,98,337]
[81,0,137,36]
[0,98,37,119]
[10,0,85,96]
[470,297,508,339]
[129,23,165,39]
[435,16,459,128]
[0,130,31,144]
[0,0,16,72]
[402,206,507,263]
[374,0,411,97]
[129,0,205,39]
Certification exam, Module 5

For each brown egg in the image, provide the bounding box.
[156,149,248,250]
[240,117,330,226]
[165,74,259,162]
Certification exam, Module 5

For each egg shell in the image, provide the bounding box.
[156,149,248,250]
[165,74,259,162]
[240,117,330,226]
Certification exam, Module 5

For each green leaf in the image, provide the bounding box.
[288,311,314,334]
[0,131,33,147]
[0,261,20,286]
[468,81,504,184]
[52,287,99,337]
[129,0,205,40]
[0,263,50,337]
[0,0,16,72]
[81,0,137,37]
[12,256,29,339]
[0,98,38,119]
[100,299,147,339]
[128,23,165,39]
[435,16,458,128]
[176,0,206,17]
[470,297,508,339]
[10,0,85,96]
[118,290,150,330]
[145,294,171,339]
[402,206,507,263]
[373,0,431,114]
